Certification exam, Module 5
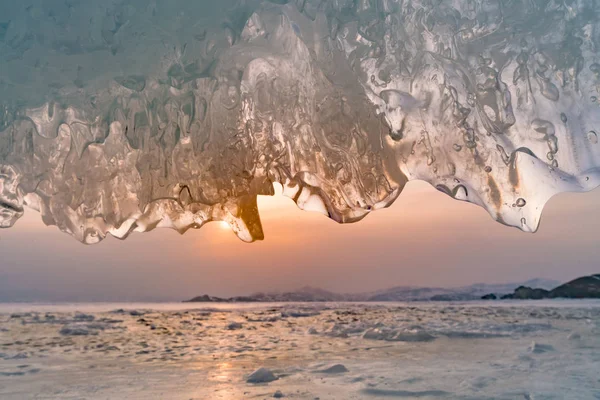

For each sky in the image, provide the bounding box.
[0,180,599,302]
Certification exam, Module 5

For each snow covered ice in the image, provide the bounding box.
[2,0,600,242]
[0,301,599,399]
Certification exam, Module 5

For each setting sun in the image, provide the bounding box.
[218,221,230,230]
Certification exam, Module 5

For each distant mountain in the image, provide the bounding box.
[501,274,600,299]
[185,286,354,303]
[365,279,559,302]
[184,278,562,303]
[185,294,228,303]
[520,278,563,290]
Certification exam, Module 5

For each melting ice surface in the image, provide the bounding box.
[1,0,600,243]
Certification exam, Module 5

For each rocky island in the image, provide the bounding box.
[499,274,600,300]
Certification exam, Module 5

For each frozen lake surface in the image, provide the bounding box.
[1,301,599,399]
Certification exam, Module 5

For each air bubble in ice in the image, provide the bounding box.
[588,131,598,144]
[560,113,568,124]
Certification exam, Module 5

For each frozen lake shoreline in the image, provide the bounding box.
[1,302,599,399]
[2,299,600,314]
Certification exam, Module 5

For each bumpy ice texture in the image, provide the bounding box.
[1,0,599,243]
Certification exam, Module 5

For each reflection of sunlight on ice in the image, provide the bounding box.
[202,362,243,400]
[209,362,233,383]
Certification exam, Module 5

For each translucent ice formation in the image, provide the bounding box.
[1,0,599,243]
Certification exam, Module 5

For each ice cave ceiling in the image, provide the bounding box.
[0,0,599,243]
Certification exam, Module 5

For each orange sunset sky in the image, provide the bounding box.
[1,181,599,302]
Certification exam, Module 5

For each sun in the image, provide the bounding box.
[218,221,230,230]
